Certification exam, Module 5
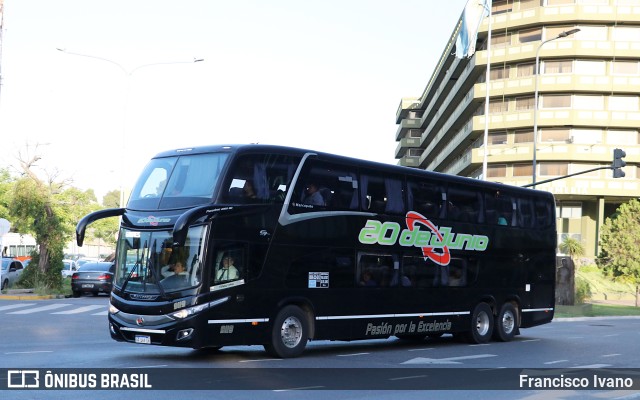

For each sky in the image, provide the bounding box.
[0,0,467,201]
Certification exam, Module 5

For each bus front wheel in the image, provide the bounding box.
[493,303,518,342]
[465,302,494,344]
[264,305,309,358]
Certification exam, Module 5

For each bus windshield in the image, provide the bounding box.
[128,152,230,210]
[115,225,208,294]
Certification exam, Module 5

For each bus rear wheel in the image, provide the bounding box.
[493,303,518,342]
[465,302,494,344]
[264,305,309,358]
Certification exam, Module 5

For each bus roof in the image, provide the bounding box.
[150,144,552,199]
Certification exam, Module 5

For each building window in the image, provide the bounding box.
[613,27,640,42]
[612,60,640,75]
[517,62,535,77]
[516,96,535,111]
[489,99,509,114]
[492,0,513,14]
[519,28,542,43]
[609,96,639,111]
[520,0,542,10]
[577,26,608,41]
[545,26,575,40]
[489,131,508,145]
[575,60,606,75]
[407,129,422,138]
[407,149,424,157]
[540,163,568,176]
[571,129,603,144]
[490,65,510,80]
[544,60,573,74]
[540,128,570,142]
[513,164,532,177]
[557,202,582,219]
[542,94,571,108]
[574,95,604,110]
[487,164,507,178]
[514,130,534,143]
[491,33,511,49]
[607,130,638,146]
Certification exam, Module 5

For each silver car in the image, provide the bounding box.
[1,258,25,290]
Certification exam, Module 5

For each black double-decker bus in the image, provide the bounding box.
[77,144,556,358]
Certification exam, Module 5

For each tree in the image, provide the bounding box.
[597,198,640,285]
[0,168,15,219]
[560,236,585,268]
[103,189,122,209]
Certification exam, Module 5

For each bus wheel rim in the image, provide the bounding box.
[280,316,303,348]
[476,312,491,336]
[501,311,515,334]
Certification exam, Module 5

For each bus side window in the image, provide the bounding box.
[292,160,358,212]
[447,186,482,223]
[357,253,394,287]
[407,180,442,218]
[535,198,554,229]
[517,197,535,228]
[360,172,405,215]
[485,190,514,226]
[404,255,437,288]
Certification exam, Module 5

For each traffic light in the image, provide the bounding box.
[612,148,626,178]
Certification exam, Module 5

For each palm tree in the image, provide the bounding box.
[560,236,585,268]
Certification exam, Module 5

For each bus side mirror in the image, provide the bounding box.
[76,208,125,246]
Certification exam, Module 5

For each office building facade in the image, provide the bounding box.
[395,0,639,259]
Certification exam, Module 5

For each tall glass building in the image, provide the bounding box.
[395,0,639,260]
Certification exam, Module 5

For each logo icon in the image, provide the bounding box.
[8,370,40,388]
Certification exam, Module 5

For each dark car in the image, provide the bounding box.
[71,262,115,297]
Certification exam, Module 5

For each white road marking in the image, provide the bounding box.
[52,305,105,314]
[402,353,497,365]
[9,304,71,314]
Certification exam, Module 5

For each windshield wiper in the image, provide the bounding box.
[121,240,146,293]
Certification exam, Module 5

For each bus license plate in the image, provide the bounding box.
[135,335,151,344]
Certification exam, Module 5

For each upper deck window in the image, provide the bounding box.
[128,153,229,210]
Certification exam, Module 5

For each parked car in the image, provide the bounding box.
[1,258,25,290]
[76,257,102,268]
[61,259,79,278]
[71,262,115,297]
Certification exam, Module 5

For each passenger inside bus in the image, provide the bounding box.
[302,183,325,206]
[215,255,240,282]
[160,250,189,288]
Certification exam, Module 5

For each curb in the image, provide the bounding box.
[0,289,70,300]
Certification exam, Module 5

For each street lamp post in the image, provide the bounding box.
[531,28,580,189]
[56,48,204,206]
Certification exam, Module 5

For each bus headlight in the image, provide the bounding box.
[171,303,209,319]
[170,297,230,320]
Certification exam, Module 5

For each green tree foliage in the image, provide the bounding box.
[560,236,585,267]
[0,168,15,219]
[103,189,122,209]
[597,198,640,284]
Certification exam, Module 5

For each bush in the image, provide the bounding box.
[17,249,64,293]
[575,276,592,305]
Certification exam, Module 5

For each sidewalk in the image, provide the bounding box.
[0,288,67,300]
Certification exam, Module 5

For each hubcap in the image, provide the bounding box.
[501,311,515,334]
[280,316,303,348]
[475,312,491,336]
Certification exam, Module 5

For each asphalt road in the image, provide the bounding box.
[1,296,640,400]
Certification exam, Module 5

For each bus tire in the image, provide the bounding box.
[264,305,309,358]
[465,302,494,344]
[493,303,517,342]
